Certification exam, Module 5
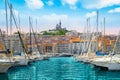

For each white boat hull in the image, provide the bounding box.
[90,56,111,68]
[0,62,14,73]
[91,61,108,68]
[19,59,29,66]
[108,62,120,70]
[91,56,120,70]
[13,55,29,66]
[82,58,90,63]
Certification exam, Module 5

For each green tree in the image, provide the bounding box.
[42,30,68,35]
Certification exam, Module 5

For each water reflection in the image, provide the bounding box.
[0,57,120,80]
[0,73,9,80]
[94,69,120,80]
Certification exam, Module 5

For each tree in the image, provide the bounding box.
[42,30,68,35]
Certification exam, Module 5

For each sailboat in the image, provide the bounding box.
[107,31,120,70]
[90,17,110,67]
[91,31,120,70]
[83,12,108,64]
[28,17,43,62]
[0,0,16,73]
[12,31,29,66]
[0,29,15,73]
[90,17,120,70]
[6,2,29,66]
[75,18,96,63]
[0,57,14,73]
[75,26,87,62]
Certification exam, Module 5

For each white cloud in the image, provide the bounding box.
[85,11,97,18]
[25,0,44,9]
[42,13,68,21]
[81,0,120,9]
[108,7,120,13]
[36,13,68,30]
[62,0,78,10]
[47,0,54,6]
[62,0,78,5]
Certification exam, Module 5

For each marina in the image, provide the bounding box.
[0,57,120,80]
[0,0,120,79]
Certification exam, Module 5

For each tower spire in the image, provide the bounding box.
[59,20,61,28]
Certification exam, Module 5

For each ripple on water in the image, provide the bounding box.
[0,57,120,80]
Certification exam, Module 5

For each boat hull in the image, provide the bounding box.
[19,59,29,66]
[14,59,29,66]
[91,55,120,70]
[0,62,14,73]
[91,61,108,68]
[108,62,120,70]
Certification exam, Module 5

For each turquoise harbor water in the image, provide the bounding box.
[1,57,120,80]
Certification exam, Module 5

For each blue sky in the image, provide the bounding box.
[0,0,120,34]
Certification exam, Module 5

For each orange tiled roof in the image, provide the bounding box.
[70,38,80,42]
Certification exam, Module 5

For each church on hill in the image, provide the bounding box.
[49,21,66,32]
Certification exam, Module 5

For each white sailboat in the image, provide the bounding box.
[28,16,43,62]
[12,52,29,66]
[91,31,120,70]
[0,0,15,73]
[75,20,89,62]
[79,19,97,63]
[0,57,14,73]
[107,31,120,70]
[0,49,15,73]
[7,2,29,66]
[0,31,15,73]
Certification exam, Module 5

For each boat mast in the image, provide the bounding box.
[29,17,41,55]
[85,18,88,53]
[9,4,12,52]
[110,31,120,61]
[29,16,32,54]
[18,14,21,32]
[5,0,8,38]
[5,0,9,51]
[88,17,91,33]
[86,17,91,53]
[96,10,99,51]
[103,17,106,52]
[35,19,41,54]
[4,0,13,55]
[8,3,29,55]
[36,19,37,33]
[0,29,9,54]
[81,18,88,55]
[112,31,120,54]
[0,0,12,62]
